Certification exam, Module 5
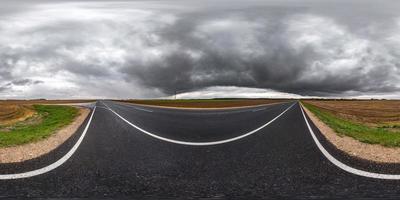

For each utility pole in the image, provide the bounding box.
[174,90,177,100]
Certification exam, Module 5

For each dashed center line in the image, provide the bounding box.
[252,108,267,112]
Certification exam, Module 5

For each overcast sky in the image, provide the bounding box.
[0,0,399,99]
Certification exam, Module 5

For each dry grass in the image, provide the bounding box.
[303,100,400,147]
[0,99,95,105]
[304,100,400,129]
[0,100,93,126]
[119,99,290,108]
[302,104,400,163]
[0,104,36,126]
[0,105,79,147]
[0,108,89,163]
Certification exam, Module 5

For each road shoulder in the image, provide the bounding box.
[0,107,90,163]
[302,104,400,163]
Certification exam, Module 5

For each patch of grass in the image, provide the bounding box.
[0,105,78,147]
[302,102,400,147]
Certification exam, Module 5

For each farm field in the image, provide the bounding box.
[0,102,80,147]
[0,104,36,127]
[303,100,400,147]
[118,99,290,108]
[0,99,95,105]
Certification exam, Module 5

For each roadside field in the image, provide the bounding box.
[118,99,290,108]
[0,99,95,105]
[303,100,400,147]
[0,105,79,147]
[0,104,36,126]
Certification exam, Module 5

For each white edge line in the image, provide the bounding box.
[0,106,97,180]
[299,103,400,180]
[103,102,296,146]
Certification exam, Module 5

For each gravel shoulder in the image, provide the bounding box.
[302,104,400,163]
[0,107,90,163]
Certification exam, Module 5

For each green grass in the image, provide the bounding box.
[0,105,78,147]
[302,102,400,147]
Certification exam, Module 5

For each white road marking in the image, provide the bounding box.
[131,106,153,112]
[103,102,296,146]
[0,107,97,180]
[96,106,111,110]
[116,101,292,115]
[114,102,153,112]
[252,108,267,112]
[173,109,256,115]
[300,104,400,180]
[194,107,271,115]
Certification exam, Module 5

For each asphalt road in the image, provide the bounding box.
[1,100,400,199]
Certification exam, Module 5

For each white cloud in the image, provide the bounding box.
[174,86,303,99]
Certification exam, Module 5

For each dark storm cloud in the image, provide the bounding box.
[120,3,400,96]
[11,79,43,86]
[0,86,10,92]
[0,79,43,93]
[0,0,399,98]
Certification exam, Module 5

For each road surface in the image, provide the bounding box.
[1,100,400,199]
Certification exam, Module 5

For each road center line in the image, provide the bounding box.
[0,107,97,180]
[96,106,111,110]
[116,103,154,112]
[252,108,267,112]
[131,106,153,112]
[300,104,400,180]
[103,102,296,146]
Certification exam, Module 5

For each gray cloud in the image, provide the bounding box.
[11,79,43,86]
[0,86,10,92]
[121,5,400,96]
[0,0,399,99]
[0,79,43,93]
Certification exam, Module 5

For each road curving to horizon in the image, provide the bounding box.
[1,100,400,198]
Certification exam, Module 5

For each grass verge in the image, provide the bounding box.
[0,105,79,147]
[302,102,400,147]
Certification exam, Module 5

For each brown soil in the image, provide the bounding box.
[0,100,95,105]
[0,104,36,126]
[302,104,400,163]
[0,114,43,132]
[303,100,400,127]
[0,107,90,163]
[119,99,289,109]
